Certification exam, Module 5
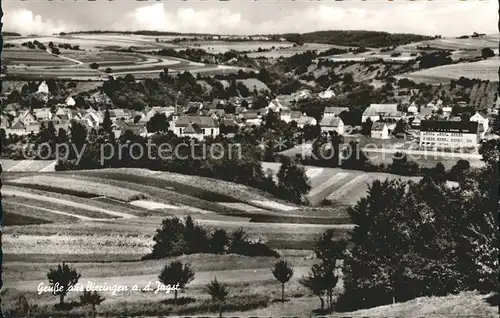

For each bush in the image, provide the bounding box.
[89,63,99,69]
[481,47,495,59]
[145,216,279,260]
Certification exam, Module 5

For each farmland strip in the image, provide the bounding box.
[307,172,350,198]
[2,187,136,219]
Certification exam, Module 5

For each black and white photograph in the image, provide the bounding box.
[0,0,498,317]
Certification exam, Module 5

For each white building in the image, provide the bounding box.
[407,103,418,114]
[318,87,336,99]
[320,117,344,135]
[170,115,220,139]
[371,122,390,139]
[419,120,480,149]
[324,107,349,118]
[362,104,401,123]
[37,81,49,94]
[66,96,76,107]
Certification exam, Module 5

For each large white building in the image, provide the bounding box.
[419,120,480,149]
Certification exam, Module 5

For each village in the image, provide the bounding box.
[1,80,496,154]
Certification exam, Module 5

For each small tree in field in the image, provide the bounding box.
[47,262,81,306]
[272,260,294,302]
[300,267,327,311]
[79,290,105,317]
[158,261,195,305]
[206,277,229,318]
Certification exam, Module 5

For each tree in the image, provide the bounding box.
[79,290,105,317]
[47,262,81,305]
[300,267,327,311]
[481,47,495,59]
[272,260,294,302]
[314,230,345,310]
[70,121,87,155]
[206,277,229,318]
[146,113,170,133]
[361,117,372,135]
[448,159,470,181]
[149,217,188,259]
[276,157,311,204]
[105,68,112,73]
[210,229,229,254]
[158,261,195,305]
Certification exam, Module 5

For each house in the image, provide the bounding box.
[267,99,286,112]
[109,109,130,122]
[371,122,390,139]
[240,110,262,126]
[112,120,148,138]
[18,110,36,125]
[441,106,452,116]
[6,120,26,135]
[89,92,113,106]
[280,108,292,122]
[66,96,76,107]
[419,105,435,118]
[411,117,421,128]
[320,117,344,135]
[0,115,10,128]
[419,120,480,148]
[206,109,226,120]
[37,81,49,94]
[55,107,81,121]
[470,111,489,137]
[146,106,175,121]
[362,104,401,123]
[275,95,295,108]
[34,108,53,121]
[26,122,41,135]
[295,115,317,128]
[324,107,349,118]
[292,89,312,101]
[170,116,220,138]
[318,87,336,99]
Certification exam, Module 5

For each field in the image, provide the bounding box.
[401,34,499,51]
[3,34,256,80]
[178,40,294,54]
[261,162,421,206]
[401,58,500,83]
[247,42,336,58]
[3,162,497,316]
[2,48,76,67]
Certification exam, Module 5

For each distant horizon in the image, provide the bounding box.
[2,1,497,37]
[3,29,496,39]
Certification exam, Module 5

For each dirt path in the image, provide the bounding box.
[46,48,84,65]
[2,187,136,219]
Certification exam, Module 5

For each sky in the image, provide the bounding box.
[1,1,498,37]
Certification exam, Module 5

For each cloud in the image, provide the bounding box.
[3,9,78,35]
